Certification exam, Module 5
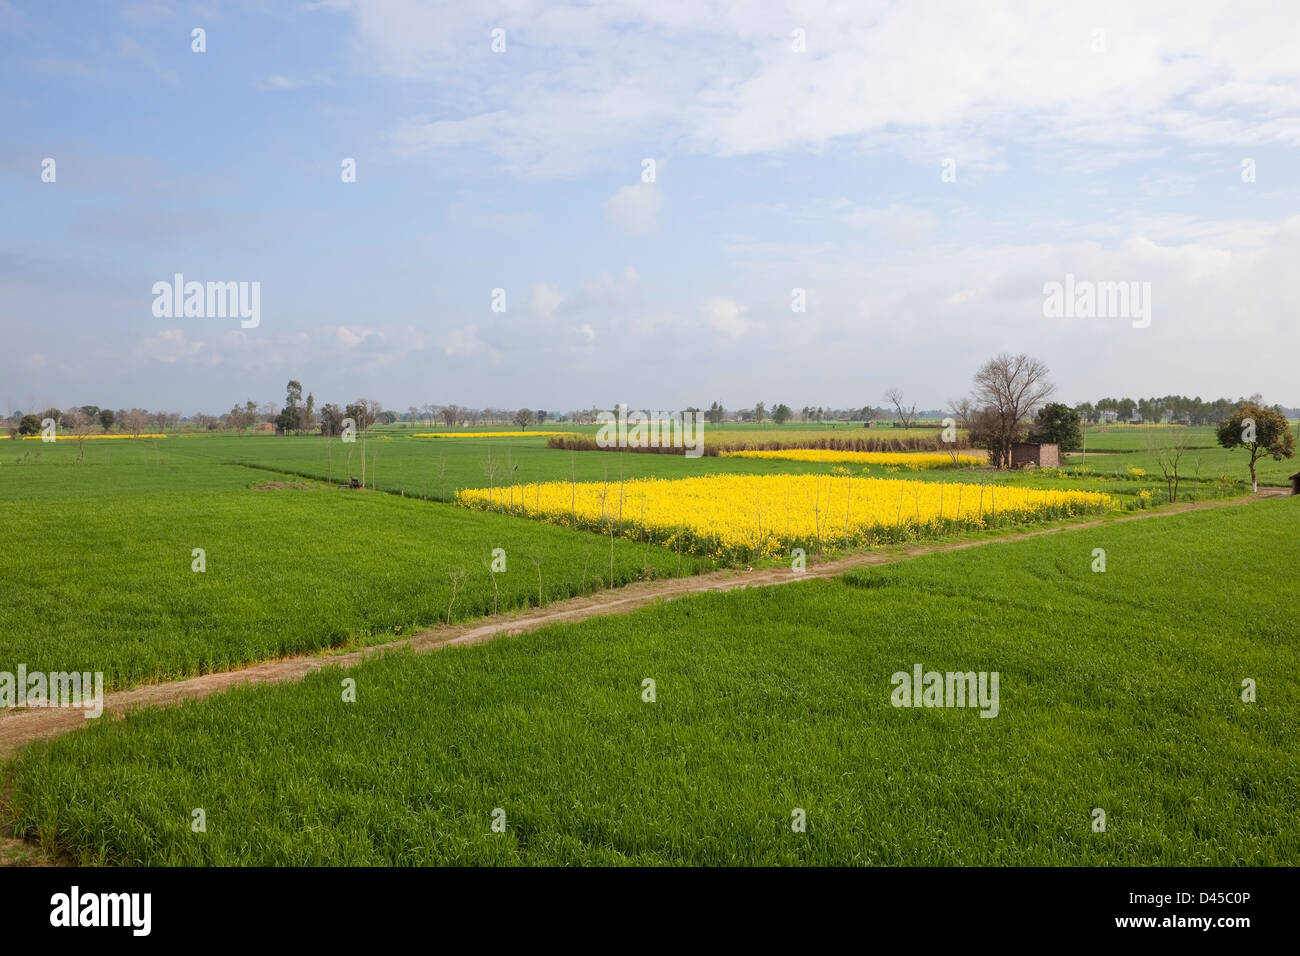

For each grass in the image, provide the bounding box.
[1069,423,1300,486]
[0,430,1259,693]
[0,431,1252,691]
[7,498,1297,865]
[0,444,709,690]
[18,428,1234,503]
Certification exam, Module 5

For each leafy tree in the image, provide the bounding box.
[1137,397,1164,423]
[345,399,380,432]
[319,404,346,437]
[1032,402,1083,451]
[280,380,305,434]
[18,414,41,436]
[752,401,766,424]
[706,401,725,424]
[98,408,116,432]
[1216,402,1295,493]
[772,403,793,425]
[227,401,257,437]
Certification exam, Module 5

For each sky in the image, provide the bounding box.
[2,0,1299,416]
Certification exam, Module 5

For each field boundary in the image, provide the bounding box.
[1,491,1284,763]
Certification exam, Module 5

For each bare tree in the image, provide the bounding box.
[969,353,1056,469]
[946,397,974,430]
[884,387,917,429]
[439,404,460,429]
[1150,434,1188,503]
[121,408,150,438]
[446,568,468,624]
[62,409,94,463]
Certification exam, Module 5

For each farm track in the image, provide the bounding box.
[1,491,1282,763]
[0,490,1285,866]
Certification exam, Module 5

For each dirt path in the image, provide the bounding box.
[2,491,1283,764]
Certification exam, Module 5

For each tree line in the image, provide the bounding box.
[1075,395,1257,425]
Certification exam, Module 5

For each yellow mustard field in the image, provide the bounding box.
[457,474,1114,560]
[721,449,984,469]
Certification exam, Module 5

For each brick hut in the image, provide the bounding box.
[1010,442,1060,468]
[1290,472,1300,496]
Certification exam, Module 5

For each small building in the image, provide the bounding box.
[1290,472,1300,496]
[1011,442,1060,468]
[254,422,274,434]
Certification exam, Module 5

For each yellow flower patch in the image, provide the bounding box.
[457,474,1113,560]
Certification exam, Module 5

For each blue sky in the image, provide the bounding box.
[3,0,1299,416]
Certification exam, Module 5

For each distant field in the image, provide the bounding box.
[1068,423,1299,486]
[18,429,1237,504]
[721,449,985,468]
[8,499,1296,865]
[0,429,1260,693]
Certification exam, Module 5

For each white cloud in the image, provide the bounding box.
[530,283,564,319]
[337,326,366,348]
[703,297,750,338]
[340,1,1300,177]
[561,267,640,314]
[603,183,662,235]
[138,328,208,364]
[442,324,493,358]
